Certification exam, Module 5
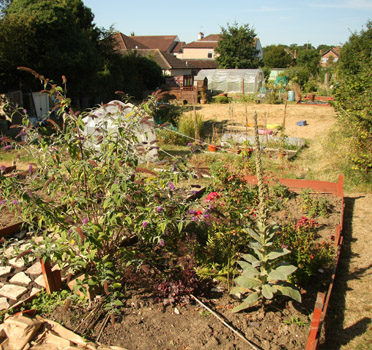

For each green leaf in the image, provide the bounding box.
[234,276,262,289]
[237,261,258,277]
[232,292,260,313]
[267,264,297,281]
[230,286,250,295]
[266,248,291,261]
[262,284,277,299]
[246,228,261,242]
[276,284,302,303]
[177,222,183,233]
[241,253,259,264]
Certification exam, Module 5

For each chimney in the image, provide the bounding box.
[198,32,204,40]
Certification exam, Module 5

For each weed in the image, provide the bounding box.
[284,316,308,327]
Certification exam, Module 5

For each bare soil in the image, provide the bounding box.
[197,102,336,141]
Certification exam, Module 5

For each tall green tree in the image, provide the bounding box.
[263,45,292,68]
[0,0,11,17]
[0,0,101,96]
[333,20,372,181]
[215,22,261,69]
[296,48,320,76]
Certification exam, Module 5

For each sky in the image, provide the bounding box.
[83,0,372,48]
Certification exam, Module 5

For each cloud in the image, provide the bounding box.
[311,0,372,9]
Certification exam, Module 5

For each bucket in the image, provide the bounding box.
[297,120,307,126]
[288,91,295,102]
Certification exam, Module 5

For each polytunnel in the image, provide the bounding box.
[195,69,264,94]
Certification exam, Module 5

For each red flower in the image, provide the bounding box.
[206,192,221,202]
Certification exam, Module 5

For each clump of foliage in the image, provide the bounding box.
[156,113,204,146]
[333,20,372,185]
[0,70,194,316]
[275,216,335,284]
[299,189,331,218]
[215,22,262,69]
[214,95,230,104]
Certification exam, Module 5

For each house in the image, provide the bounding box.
[111,32,201,103]
[320,47,340,67]
[179,33,263,61]
[112,32,182,53]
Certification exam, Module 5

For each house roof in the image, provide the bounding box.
[183,59,218,69]
[321,46,341,58]
[172,41,185,54]
[129,35,179,52]
[118,49,191,70]
[112,32,147,50]
[183,41,219,49]
[184,34,260,49]
[200,34,221,42]
[112,32,180,53]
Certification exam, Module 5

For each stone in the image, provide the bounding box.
[31,287,41,296]
[9,272,32,286]
[0,297,9,311]
[26,261,42,277]
[20,243,32,251]
[9,257,25,268]
[0,266,12,277]
[35,275,46,288]
[0,284,27,300]
[4,245,15,258]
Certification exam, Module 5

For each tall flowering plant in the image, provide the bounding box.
[0,70,192,316]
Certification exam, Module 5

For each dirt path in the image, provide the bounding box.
[321,194,372,349]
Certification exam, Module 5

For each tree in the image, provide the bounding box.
[333,20,372,180]
[215,22,261,69]
[263,45,292,68]
[0,0,11,17]
[296,48,320,76]
[0,0,101,96]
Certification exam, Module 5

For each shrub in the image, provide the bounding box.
[214,95,230,104]
[275,217,335,284]
[177,113,204,145]
[0,72,193,316]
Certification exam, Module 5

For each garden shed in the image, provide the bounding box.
[195,69,264,94]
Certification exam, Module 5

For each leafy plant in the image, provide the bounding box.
[231,112,300,312]
[275,216,335,284]
[300,189,331,218]
[284,316,308,327]
[23,290,81,315]
[0,71,193,316]
[214,95,230,104]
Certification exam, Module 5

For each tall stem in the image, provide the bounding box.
[253,112,267,224]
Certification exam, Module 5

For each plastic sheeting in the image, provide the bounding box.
[83,100,159,162]
[195,69,264,94]
[221,132,306,148]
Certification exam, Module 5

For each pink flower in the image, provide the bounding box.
[206,192,221,202]
[159,239,165,247]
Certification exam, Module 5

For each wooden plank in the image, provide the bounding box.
[306,292,326,350]
[40,259,57,294]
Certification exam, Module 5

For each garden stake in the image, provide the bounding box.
[191,295,262,350]
[96,312,111,343]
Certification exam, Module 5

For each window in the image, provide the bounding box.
[208,51,213,58]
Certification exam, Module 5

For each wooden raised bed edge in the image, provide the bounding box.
[243,174,344,350]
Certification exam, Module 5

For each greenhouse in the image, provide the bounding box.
[195,69,264,94]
